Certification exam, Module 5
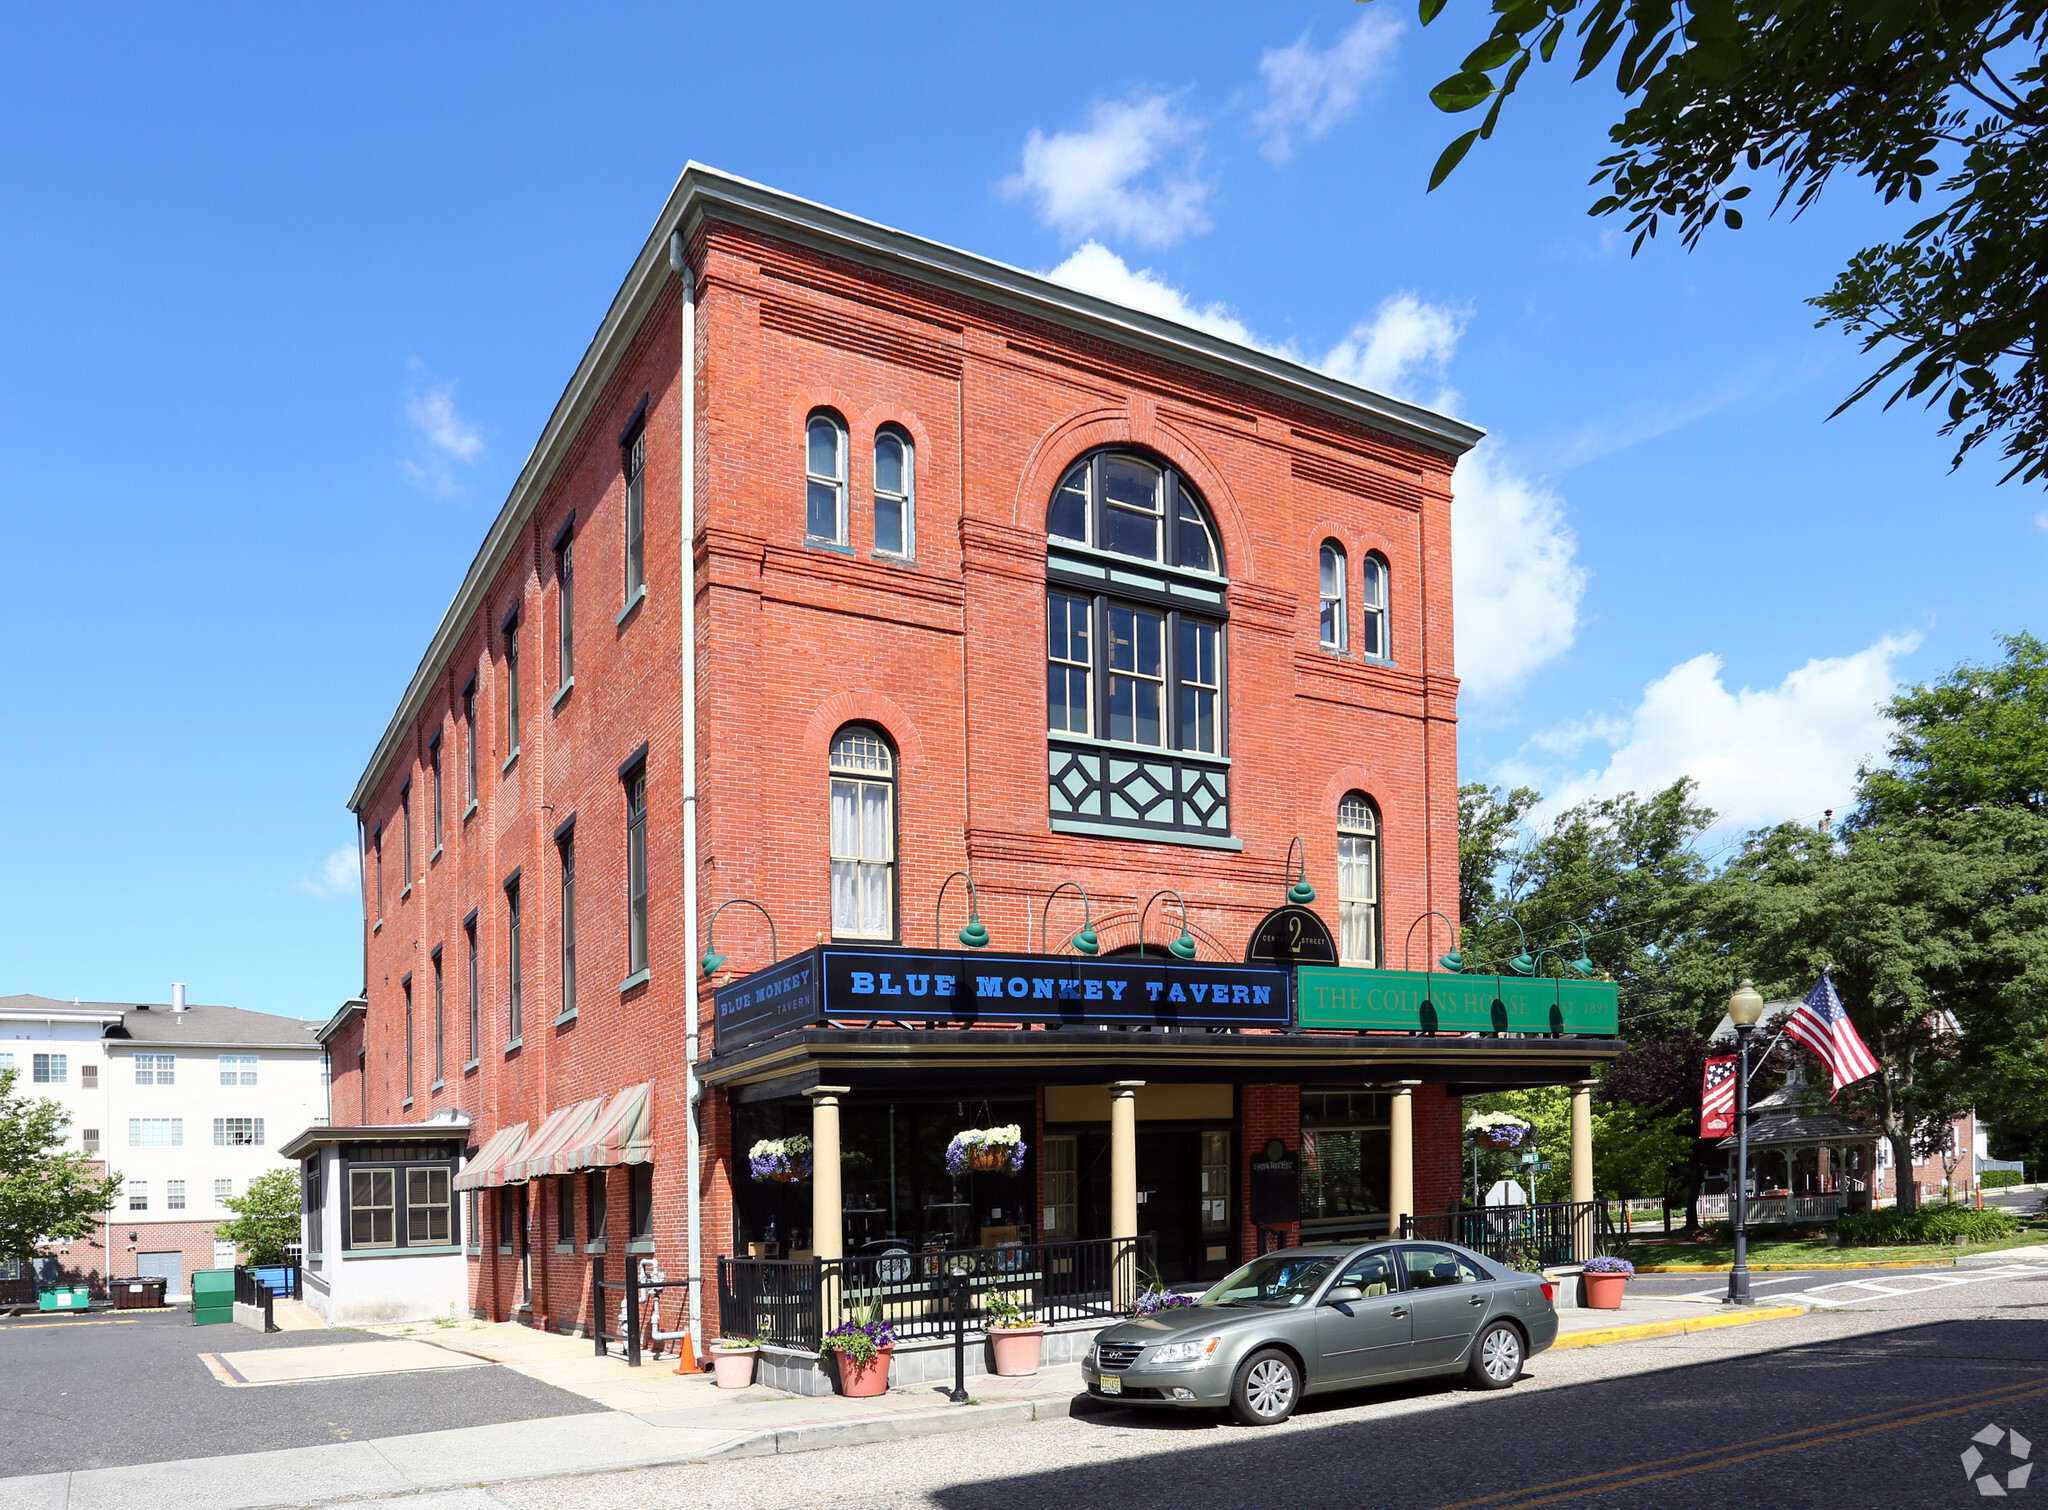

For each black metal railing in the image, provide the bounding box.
[591,1257,696,1367]
[717,1235,1154,1351]
[231,1266,275,1331]
[1400,1200,1617,1267]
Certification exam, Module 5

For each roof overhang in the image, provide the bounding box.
[317,998,367,1045]
[348,163,1486,814]
[701,1027,1623,1105]
[279,1122,472,1160]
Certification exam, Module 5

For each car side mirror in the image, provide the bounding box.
[1325,1285,1364,1305]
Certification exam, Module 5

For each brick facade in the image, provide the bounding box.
[342,170,1495,1338]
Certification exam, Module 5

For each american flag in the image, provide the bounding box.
[1785,972,1881,1100]
[1700,1056,1737,1138]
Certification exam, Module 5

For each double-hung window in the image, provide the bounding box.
[624,425,646,600]
[399,780,412,891]
[167,1180,187,1211]
[828,727,895,939]
[805,412,847,544]
[128,1181,148,1212]
[874,429,914,557]
[429,735,443,852]
[350,1169,396,1247]
[506,878,523,1046]
[558,827,577,1018]
[407,1168,452,1244]
[1338,793,1381,967]
[1360,553,1390,660]
[1319,542,1347,651]
[555,529,575,688]
[402,976,415,1102]
[432,948,445,1085]
[33,1053,67,1084]
[217,1055,256,1086]
[135,1053,173,1086]
[1045,450,1231,842]
[465,915,480,1063]
[503,614,521,762]
[462,677,478,809]
[624,765,648,977]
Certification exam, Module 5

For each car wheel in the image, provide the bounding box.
[1228,1348,1301,1425]
[1466,1321,1524,1390]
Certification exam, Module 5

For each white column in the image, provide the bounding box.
[806,1086,850,1260]
[1110,1081,1143,1307]
[1388,1082,1418,1236]
[1570,1080,1595,1205]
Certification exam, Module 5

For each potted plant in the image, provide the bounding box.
[707,1335,760,1389]
[947,1126,1027,1176]
[1467,1112,1533,1153]
[986,1293,1045,1376]
[821,1312,897,1397]
[749,1135,813,1183]
[1581,1254,1635,1309]
[1131,1272,1198,1319]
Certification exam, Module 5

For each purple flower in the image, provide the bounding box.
[1582,1255,1635,1276]
[1133,1289,1198,1317]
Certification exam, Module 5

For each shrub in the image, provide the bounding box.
[1983,1169,2026,1189]
[1836,1205,2020,1246]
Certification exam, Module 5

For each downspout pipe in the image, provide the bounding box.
[672,233,704,1360]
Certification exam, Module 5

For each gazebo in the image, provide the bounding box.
[1714,1063,1878,1224]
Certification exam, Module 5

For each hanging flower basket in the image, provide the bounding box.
[749,1135,813,1184]
[947,1126,1026,1176]
[1467,1113,1532,1152]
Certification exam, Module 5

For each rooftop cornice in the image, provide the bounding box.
[349,163,1486,813]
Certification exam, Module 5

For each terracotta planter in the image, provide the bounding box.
[989,1325,1045,1376]
[833,1344,893,1397]
[1582,1272,1628,1310]
[966,1145,1016,1173]
[708,1345,758,1389]
[1473,1129,1524,1152]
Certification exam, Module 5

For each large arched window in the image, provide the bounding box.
[1045,450,1232,843]
[873,428,914,558]
[1337,793,1380,966]
[829,725,895,939]
[1360,553,1389,661]
[805,411,847,545]
[1318,542,1347,651]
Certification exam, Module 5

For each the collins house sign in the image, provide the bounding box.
[714,947,1292,1053]
[1294,967,1619,1037]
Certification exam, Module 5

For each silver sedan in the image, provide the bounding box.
[1081,1241,1558,1425]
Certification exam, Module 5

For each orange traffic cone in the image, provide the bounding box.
[673,1330,698,1374]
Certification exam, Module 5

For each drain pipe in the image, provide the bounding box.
[672,232,704,1361]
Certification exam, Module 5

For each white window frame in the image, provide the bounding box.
[1319,542,1347,651]
[127,1181,148,1212]
[32,1053,66,1084]
[213,1117,265,1148]
[130,1118,184,1148]
[805,412,848,545]
[166,1180,187,1211]
[135,1053,174,1086]
[829,727,896,940]
[1338,793,1381,967]
[217,1054,257,1087]
[873,428,915,558]
[215,1178,234,1202]
[1360,552,1390,661]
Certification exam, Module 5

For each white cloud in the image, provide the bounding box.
[296,845,360,899]
[2035,509,2048,534]
[1002,95,1210,247]
[1451,447,1586,701]
[1252,13,1402,163]
[1320,293,1467,413]
[1513,635,1920,837]
[398,361,485,495]
[1045,242,1258,347]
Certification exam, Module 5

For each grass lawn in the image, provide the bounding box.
[1627,1228,2048,1268]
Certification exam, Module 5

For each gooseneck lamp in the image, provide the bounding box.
[1402,910,1462,973]
[935,870,990,950]
[1138,889,1199,961]
[1039,881,1100,956]
[1283,838,1316,905]
[701,898,779,979]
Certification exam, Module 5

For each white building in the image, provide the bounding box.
[2,988,330,1298]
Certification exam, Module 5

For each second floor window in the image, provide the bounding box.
[130,1118,182,1147]
[558,831,577,1018]
[1319,542,1347,650]
[1338,793,1381,967]
[625,767,648,976]
[128,1181,147,1211]
[135,1053,174,1086]
[506,880,524,1045]
[503,616,521,760]
[1361,553,1389,660]
[805,411,847,544]
[33,1053,66,1084]
[217,1055,256,1086]
[624,426,646,599]
[829,726,895,939]
[167,1180,187,1211]
[874,429,914,556]
[214,1117,266,1147]
[556,531,575,687]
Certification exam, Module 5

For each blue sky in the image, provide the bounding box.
[2,3,2039,1018]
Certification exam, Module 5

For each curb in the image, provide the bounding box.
[1633,1260,1956,1272]
[700,1392,1076,1459]
[1551,1304,1807,1350]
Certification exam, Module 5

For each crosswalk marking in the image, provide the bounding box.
[1661,1264,2047,1309]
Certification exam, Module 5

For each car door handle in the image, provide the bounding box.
[1388,1308,1408,1318]
[1468,1296,1487,1306]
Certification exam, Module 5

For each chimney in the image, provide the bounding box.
[171,983,187,1013]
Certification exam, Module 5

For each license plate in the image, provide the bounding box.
[1099,1375,1122,1395]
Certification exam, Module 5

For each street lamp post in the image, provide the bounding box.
[1726,978,1765,1306]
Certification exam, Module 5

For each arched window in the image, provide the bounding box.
[1045,449,1230,841]
[805,411,847,545]
[1318,542,1347,651]
[829,725,895,939]
[874,428,914,558]
[1360,553,1389,660]
[1337,793,1380,967]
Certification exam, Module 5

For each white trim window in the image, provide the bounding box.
[215,1178,233,1202]
[1319,542,1347,651]
[1338,793,1381,967]
[350,1169,396,1248]
[130,1118,183,1148]
[1360,553,1389,660]
[167,1180,187,1211]
[32,1053,66,1084]
[213,1117,265,1148]
[127,1181,148,1212]
[218,1055,257,1087]
[135,1053,174,1086]
[829,726,895,939]
[874,428,914,557]
[805,411,848,544]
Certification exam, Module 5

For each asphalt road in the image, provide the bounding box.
[321,1264,2048,1510]
[0,1309,603,1475]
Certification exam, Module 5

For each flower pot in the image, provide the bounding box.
[1582,1272,1628,1310]
[708,1345,758,1389]
[1473,1129,1523,1152]
[989,1325,1045,1377]
[966,1145,1015,1173]
[833,1344,893,1398]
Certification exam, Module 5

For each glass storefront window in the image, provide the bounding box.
[1043,1135,1077,1241]
[1200,1132,1230,1233]
[1301,1127,1390,1225]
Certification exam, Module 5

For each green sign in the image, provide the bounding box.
[1294,966,1618,1036]
[1520,1151,1540,1165]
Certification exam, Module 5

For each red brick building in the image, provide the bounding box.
[327,167,1621,1345]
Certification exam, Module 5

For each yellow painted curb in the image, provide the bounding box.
[1551,1304,1807,1350]
[1632,1259,1955,1272]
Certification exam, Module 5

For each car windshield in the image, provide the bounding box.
[1198,1254,1339,1308]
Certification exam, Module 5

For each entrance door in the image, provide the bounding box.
[139,1251,185,1300]
[1077,1129,1232,1284]
[517,1186,532,1310]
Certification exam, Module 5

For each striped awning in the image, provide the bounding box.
[560,1081,654,1171]
[451,1121,529,1191]
[503,1096,606,1184]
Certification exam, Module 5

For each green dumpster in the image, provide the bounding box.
[37,1286,91,1312]
[190,1267,234,1326]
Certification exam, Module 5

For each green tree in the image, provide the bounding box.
[1458,781,1539,927]
[0,1068,122,1269]
[214,1168,303,1265]
[1859,631,2048,821]
[1591,1100,1697,1205]
[1381,0,2048,485]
